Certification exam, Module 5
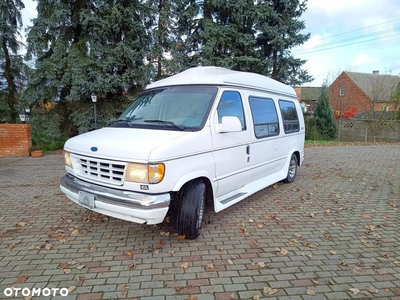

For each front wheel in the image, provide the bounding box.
[283,154,298,183]
[176,180,206,239]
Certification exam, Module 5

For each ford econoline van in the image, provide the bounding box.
[60,67,305,239]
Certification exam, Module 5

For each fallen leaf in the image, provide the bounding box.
[257,262,265,268]
[390,202,396,208]
[306,288,317,295]
[153,249,160,254]
[227,259,234,265]
[67,286,76,293]
[58,263,69,269]
[63,269,71,274]
[253,296,260,300]
[77,276,85,283]
[156,241,166,249]
[338,261,348,267]
[249,219,255,223]
[218,248,224,252]
[230,293,235,299]
[87,244,96,251]
[8,244,16,249]
[382,253,389,258]
[309,211,317,217]
[249,241,259,249]
[324,209,330,214]
[168,250,175,255]
[206,263,214,269]
[44,243,53,250]
[332,221,336,226]
[187,296,198,300]
[311,279,319,285]
[394,261,400,264]
[262,287,278,296]
[76,264,85,270]
[178,235,186,240]
[180,262,189,269]
[128,264,135,270]
[16,222,27,227]
[363,214,372,219]
[329,278,335,285]
[329,250,337,255]
[24,296,32,300]
[160,231,170,237]
[366,287,379,294]
[349,288,360,295]
[256,223,265,229]
[121,290,128,296]
[17,276,29,283]
[279,248,289,255]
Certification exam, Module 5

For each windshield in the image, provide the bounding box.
[112,86,218,130]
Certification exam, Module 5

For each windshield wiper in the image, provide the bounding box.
[143,119,186,130]
[111,119,134,127]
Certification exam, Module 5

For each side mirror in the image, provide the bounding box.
[219,116,242,133]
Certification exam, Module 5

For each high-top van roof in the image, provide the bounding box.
[146,66,296,97]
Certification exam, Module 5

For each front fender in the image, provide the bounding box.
[172,170,216,194]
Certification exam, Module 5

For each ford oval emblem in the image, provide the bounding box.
[91,147,98,152]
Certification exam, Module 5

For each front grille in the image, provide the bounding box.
[72,154,126,186]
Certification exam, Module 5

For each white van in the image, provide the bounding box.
[60,67,305,239]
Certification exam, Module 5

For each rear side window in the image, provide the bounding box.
[249,97,279,138]
[279,100,300,133]
[217,91,246,130]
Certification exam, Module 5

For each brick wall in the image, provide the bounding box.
[0,124,32,157]
[329,72,371,118]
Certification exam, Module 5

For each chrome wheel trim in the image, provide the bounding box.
[288,158,297,178]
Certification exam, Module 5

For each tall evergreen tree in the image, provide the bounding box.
[0,0,25,123]
[255,0,312,85]
[145,0,175,79]
[314,82,336,139]
[24,0,152,134]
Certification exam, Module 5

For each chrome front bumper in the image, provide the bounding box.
[60,174,170,224]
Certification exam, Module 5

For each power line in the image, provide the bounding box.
[316,17,400,41]
[293,32,400,55]
[294,26,400,55]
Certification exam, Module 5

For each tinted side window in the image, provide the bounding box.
[279,100,300,133]
[217,91,246,130]
[249,97,279,138]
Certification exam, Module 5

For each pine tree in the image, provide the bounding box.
[255,0,312,85]
[0,0,25,123]
[24,0,152,134]
[314,83,336,139]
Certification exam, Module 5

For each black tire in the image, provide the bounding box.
[176,180,206,239]
[283,154,298,183]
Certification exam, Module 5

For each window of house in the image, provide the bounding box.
[279,100,300,134]
[249,97,279,138]
[217,91,246,130]
[339,86,345,96]
[381,105,388,111]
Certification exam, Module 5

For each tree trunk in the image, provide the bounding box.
[2,39,18,123]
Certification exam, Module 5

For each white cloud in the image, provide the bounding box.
[352,54,373,66]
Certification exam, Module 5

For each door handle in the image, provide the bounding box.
[246,145,250,155]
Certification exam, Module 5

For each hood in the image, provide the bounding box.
[64,127,189,162]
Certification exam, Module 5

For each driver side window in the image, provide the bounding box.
[217,91,246,130]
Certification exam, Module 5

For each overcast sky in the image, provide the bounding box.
[292,0,400,86]
[20,0,400,87]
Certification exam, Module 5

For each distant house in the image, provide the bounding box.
[328,71,400,119]
[293,86,322,113]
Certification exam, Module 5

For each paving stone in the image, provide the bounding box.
[1,146,400,300]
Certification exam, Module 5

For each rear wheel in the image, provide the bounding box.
[283,154,298,183]
[176,180,206,239]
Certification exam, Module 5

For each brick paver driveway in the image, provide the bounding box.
[1,145,399,300]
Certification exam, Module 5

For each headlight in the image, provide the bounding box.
[125,163,165,184]
[64,151,73,168]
